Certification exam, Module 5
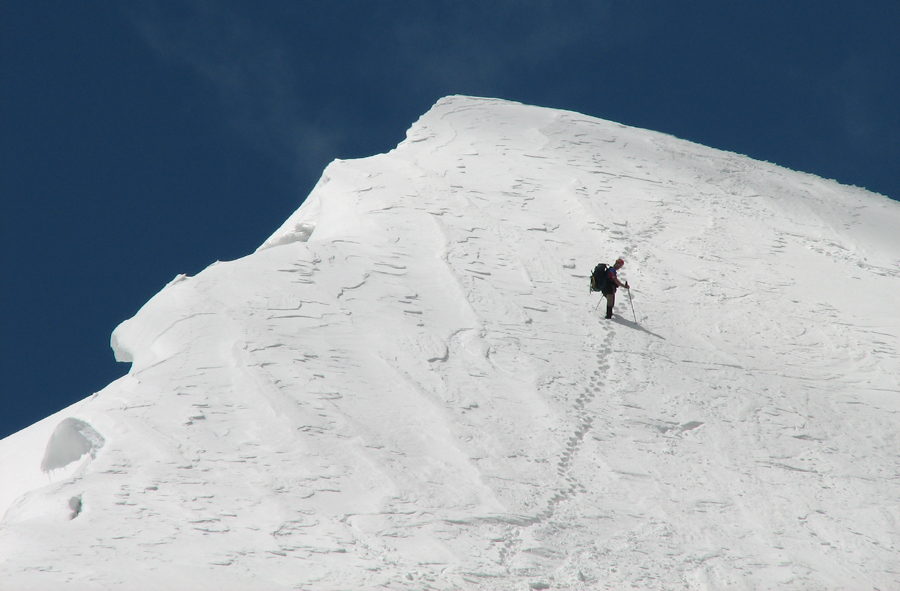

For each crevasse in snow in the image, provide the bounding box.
[1,96,899,590]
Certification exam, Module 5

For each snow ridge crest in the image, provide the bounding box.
[2,96,900,590]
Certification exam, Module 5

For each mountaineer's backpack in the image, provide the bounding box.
[590,263,608,293]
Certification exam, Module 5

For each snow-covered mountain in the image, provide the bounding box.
[2,96,899,590]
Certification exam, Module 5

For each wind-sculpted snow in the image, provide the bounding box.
[40,418,104,472]
[2,96,899,589]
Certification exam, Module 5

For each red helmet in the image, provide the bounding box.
[615,258,625,266]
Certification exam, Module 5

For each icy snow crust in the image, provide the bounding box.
[2,96,900,589]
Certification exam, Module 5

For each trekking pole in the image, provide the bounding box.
[628,288,637,323]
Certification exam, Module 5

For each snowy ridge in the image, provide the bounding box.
[2,96,899,590]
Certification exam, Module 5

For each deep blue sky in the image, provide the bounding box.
[2,2,898,439]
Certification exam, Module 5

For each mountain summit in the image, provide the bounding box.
[3,96,899,589]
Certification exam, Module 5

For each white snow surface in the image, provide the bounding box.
[2,96,900,590]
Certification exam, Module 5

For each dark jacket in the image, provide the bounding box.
[602,266,619,294]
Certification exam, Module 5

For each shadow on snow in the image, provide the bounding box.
[609,315,666,340]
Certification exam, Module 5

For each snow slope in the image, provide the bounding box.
[2,96,899,590]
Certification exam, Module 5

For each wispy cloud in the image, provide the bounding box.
[826,55,877,145]
[126,0,341,185]
[389,2,616,96]
[124,1,622,184]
